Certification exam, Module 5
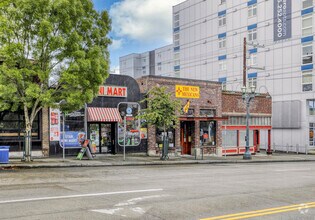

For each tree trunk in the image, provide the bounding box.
[24,124,32,162]
[23,105,32,162]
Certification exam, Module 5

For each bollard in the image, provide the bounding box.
[296,144,299,154]
[306,144,308,155]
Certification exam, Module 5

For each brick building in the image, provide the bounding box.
[137,76,272,156]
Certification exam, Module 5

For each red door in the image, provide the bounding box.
[180,121,193,154]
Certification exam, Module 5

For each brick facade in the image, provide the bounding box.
[222,91,272,116]
[137,76,224,156]
[137,76,272,156]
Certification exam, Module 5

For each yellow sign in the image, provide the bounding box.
[175,85,200,99]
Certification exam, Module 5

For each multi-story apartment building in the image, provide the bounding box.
[120,0,315,153]
[119,44,174,78]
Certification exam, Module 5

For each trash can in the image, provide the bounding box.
[0,146,10,164]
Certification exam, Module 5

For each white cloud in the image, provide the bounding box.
[109,38,124,50]
[109,0,185,44]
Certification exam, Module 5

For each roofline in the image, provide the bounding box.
[140,75,222,85]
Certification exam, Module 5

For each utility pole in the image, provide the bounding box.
[243,37,247,87]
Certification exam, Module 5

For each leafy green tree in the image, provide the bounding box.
[0,0,111,161]
[138,86,181,160]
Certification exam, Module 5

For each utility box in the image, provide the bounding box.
[0,146,10,164]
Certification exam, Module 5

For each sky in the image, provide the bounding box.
[92,0,186,73]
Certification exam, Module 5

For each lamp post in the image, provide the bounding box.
[241,85,256,160]
[57,100,66,160]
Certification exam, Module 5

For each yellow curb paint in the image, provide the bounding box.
[201,202,315,220]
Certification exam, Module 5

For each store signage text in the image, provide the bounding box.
[99,86,127,97]
[175,85,200,99]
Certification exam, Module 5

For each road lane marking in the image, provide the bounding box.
[223,204,315,220]
[0,188,163,204]
[275,168,312,172]
[201,202,315,220]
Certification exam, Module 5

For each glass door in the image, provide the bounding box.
[101,124,113,153]
[89,124,100,153]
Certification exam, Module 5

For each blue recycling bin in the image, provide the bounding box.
[0,146,10,164]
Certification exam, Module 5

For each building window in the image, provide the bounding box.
[156,127,175,148]
[218,15,226,27]
[303,0,313,9]
[174,12,179,22]
[302,70,313,91]
[249,53,257,66]
[200,109,216,117]
[308,100,315,115]
[220,0,226,4]
[200,121,216,146]
[248,28,257,41]
[219,37,226,48]
[309,123,315,146]
[142,58,146,63]
[302,42,313,64]
[222,82,227,90]
[157,62,162,71]
[302,14,313,37]
[248,4,257,17]
[174,53,180,60]
[219,60,227,71]
[248,77,257,88]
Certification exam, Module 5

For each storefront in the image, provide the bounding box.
[137,76,226,156]
[49,74,146,155]
[137,76,272,156]
[221,91,272,155]
[0,109,49,157]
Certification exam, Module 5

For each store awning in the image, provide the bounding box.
[87,107,122,122]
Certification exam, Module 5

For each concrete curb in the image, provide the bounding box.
[1,158,315,169]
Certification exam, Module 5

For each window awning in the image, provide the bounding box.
[87,107,122,123]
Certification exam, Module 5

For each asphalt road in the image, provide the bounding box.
[0,162,315,220]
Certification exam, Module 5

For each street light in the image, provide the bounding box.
[241,85,256,160]
[57,100,67,161]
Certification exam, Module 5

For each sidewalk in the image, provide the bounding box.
[1,152,315,169]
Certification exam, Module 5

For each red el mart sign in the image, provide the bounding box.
[98,86,127,97]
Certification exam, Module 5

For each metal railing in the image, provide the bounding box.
[272,143,309,155]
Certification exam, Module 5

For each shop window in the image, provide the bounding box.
[222,130,237,147]
[0,111,40,139]
[200,121,216,146]
[200,109,216,117]
[156,127,175,148]
[248,4,257,17]
[309,123,315,146]
[239,130,254,146]
[308,100,315,115]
